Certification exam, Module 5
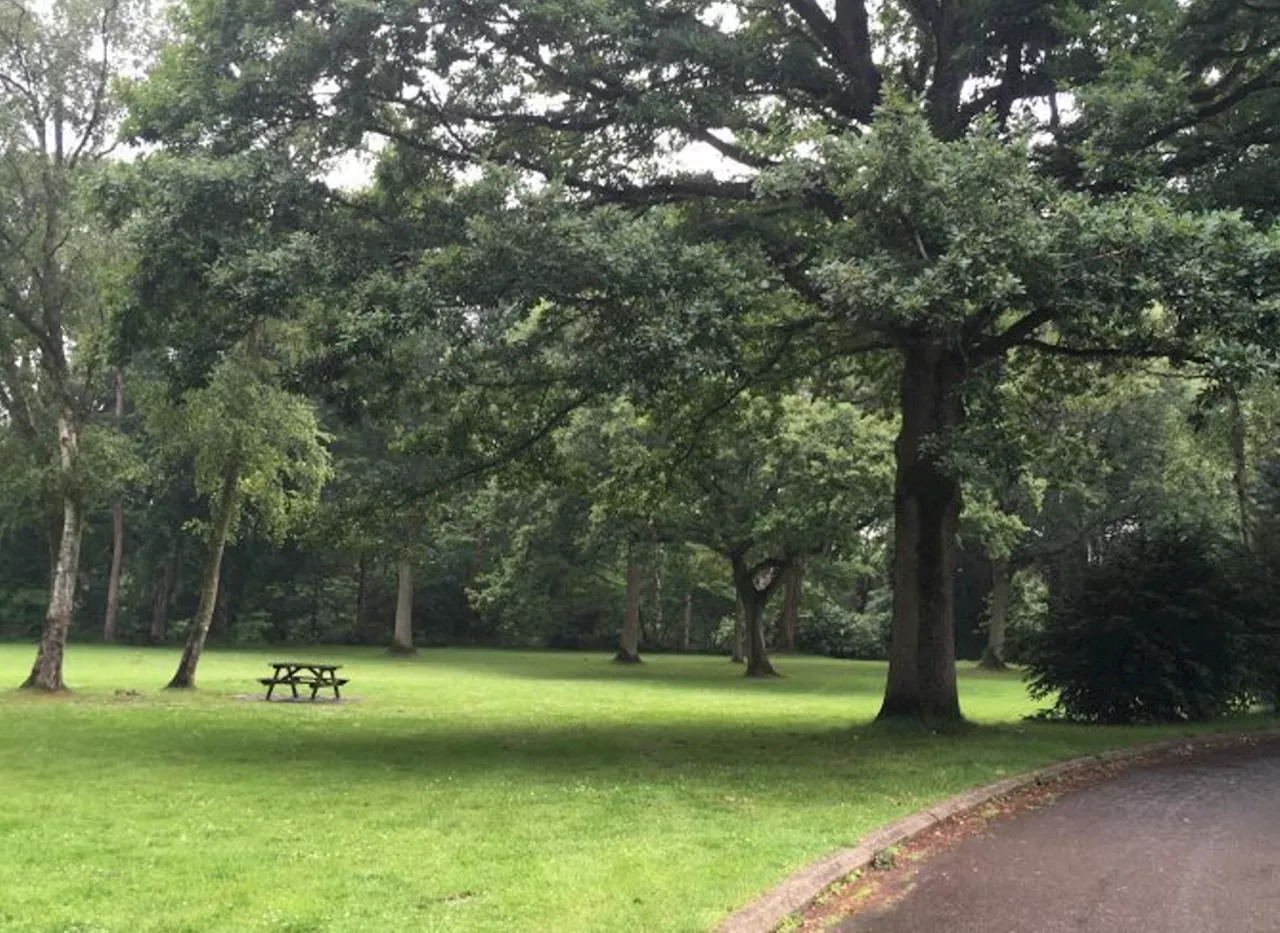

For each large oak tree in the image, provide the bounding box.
[128,0,1280,719]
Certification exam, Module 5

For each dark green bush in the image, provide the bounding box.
[1025,526,1260,724]
[795,589,890,660]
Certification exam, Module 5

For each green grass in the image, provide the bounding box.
[0,645,1272,933]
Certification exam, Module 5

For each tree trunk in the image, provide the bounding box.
[1229,389,1250,547]
[680,590,692,652]
[878,342,965,722]
[731,593,746,664]
[744,601,776,676]
[978,558,1011,670]
[354,554,367,629]
[733,556,779,677]
[166,464,239,689]
[390,560,415,654]
[149,549,176,644]
[778,559,803,653]
[652,545,665,644]
[103,369,126,643]
[23,407,84,691]
[615,550,642,663]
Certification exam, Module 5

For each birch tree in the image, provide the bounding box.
[0,0,149,689]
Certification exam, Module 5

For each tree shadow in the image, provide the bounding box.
[414,649,896,697]
[132,713,1171,792]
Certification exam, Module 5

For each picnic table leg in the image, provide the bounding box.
[265,681,275,700]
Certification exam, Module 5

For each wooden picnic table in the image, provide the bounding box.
[259,661,348,701]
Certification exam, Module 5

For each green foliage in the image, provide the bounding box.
[1000,572,1050,665]
[0,584,47,638]
[796,587,891,661]
[1025,525,1269,723]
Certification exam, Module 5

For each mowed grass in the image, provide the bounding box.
[0,646,1273,933]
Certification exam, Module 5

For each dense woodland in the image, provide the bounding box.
[3,0,1280,720]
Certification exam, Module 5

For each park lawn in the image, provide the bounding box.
[0,646,1273,933]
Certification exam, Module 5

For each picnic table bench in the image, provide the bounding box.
[259,661,348,701]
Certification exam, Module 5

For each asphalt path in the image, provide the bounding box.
[837,740,1280,933]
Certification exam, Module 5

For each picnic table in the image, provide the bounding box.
[259,661,348,701]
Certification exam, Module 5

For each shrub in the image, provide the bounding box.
[1025,525,1256,724]
[795,589,891,660]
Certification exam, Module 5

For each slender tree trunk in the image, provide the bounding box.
[149,549,176,644]
[879,342,965,722]
[103,369,126,643]
[390,560,415,654]
[1229,389,1250,547]
[978,558,1011,670]
[354,554,367,629]
[652,545,665,644]
[166,464,239,689]
[615,550,642,663]
[23,407,84,691]
[731,593,746,664]
[779,560,803,653]
[680,590,692,652]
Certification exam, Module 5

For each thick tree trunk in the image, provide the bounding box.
[615,551,642,663]
[978,559,1011,670]
[731,593,746,663]
[680,590,692,652]
[733,556,779,677]
[878,342,965,722]
[149,550,176,644]
[167,464,239,689]
[778,560,803,653]
[103,370,126,643]
[390,560,415,654]
[23,408,84,691]
[743,597,777,677]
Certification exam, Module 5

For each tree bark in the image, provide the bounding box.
[978,558,1011,670]
[743,596,776,677]
[1229,389,1250,547]
[354,553,367,629]
[23,407,84,691]
[731,593,746,664]
[390,560,415,654]
[166,463,239,689]
[680,590,692,653]
[778,560,803,653]
[733,556,779,677]
[149,548,176,644]
[103,369,126,643]
[652,545,665,644]
[615,550,642,663]
[878,341,965,722]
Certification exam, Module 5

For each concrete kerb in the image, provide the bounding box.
[713,727,1280,933]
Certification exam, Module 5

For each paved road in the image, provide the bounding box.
[837,741,1280,933]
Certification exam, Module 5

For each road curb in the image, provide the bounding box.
[713,727,1280,933]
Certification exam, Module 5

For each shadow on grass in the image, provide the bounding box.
[79,713,1278,788]
[410,649,907,697]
